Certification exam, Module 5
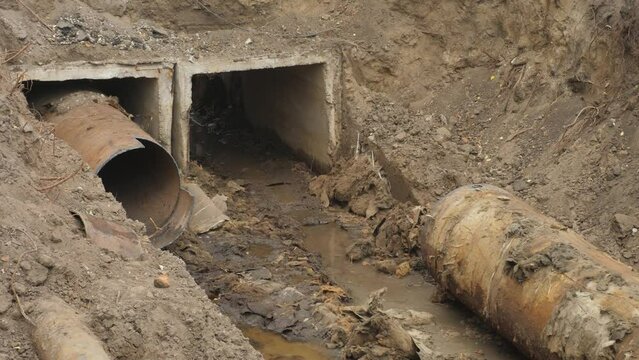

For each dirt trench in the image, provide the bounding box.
[168,109,522,359]
[3,0,639,359]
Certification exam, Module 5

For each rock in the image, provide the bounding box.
[12,282,27,296]
[434,127,452,143]
[612,214,638,235]
[36,253,55,269]
[512,180,530,192]
[251,280,285,295]
[76,29,89,41]
[375,259,397,275]
[346,240,373,262]
[245,267,272,281]
[153,273,170,288]
[267,311,297,332]
[22,123,33,133]
[55,20,73,30]
[246,301,274,318]
[50,234,63,243]
[26,262,49,286]
[395,261,411,278]
[0,319,9,330]
[274,287,304,305]
[19,261,31,271]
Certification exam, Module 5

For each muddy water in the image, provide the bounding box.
[298,218,521,359]
[241,326,331,360]
[192,129,522,359]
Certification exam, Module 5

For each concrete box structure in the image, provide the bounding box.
[173,52,340,172]
[15,61,174,150]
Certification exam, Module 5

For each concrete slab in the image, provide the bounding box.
[173,52,340,172]
[13,61,174,150]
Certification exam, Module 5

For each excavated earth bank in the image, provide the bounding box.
[3,0,639,359]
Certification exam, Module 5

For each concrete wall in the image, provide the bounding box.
[241,64,331,169]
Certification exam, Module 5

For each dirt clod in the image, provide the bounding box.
[153,273,170,288]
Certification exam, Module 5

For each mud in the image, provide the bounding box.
[171,118,521,359]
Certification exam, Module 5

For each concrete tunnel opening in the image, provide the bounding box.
[22,80,187,245]
[188,63,333,172]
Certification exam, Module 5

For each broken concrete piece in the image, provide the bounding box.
[184,183,229,234]
[73,211,143,260]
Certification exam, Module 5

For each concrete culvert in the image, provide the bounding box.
[41,91,190,247]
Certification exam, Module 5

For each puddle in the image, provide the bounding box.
[241,326,331,360]
[301,221,522,359]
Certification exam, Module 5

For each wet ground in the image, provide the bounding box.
[172,122,523,359]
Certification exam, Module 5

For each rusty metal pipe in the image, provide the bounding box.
[44,91,191,247]
[420,184,639,360]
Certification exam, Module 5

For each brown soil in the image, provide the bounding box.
[2,0,639,359]
[0,69,261,359]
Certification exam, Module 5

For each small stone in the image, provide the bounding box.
[36,253,55,269]
[245,267,272,281]
[434,127,452,143]
[622,251,634,259]
[76,29,88,41]
[395,261,411,278]
[275,287,304,305]
[613,214,639,235]
[12,283,27,296]
[56,20,73,30]
[0,319,9,330]
[19,261,31,271]
[0,290,12,314]
[22,123,33,133]
[154,273,170,288]
[50,234,63,243]
[26,262,49,286]
[512,180,530,192]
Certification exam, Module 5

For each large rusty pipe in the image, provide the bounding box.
[43,92,191,247]
[421,184,639,360]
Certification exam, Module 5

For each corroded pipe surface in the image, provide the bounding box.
[44,92,189,247]
[421,184,639,360]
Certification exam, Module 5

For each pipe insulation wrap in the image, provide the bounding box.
[421,184,639,360]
